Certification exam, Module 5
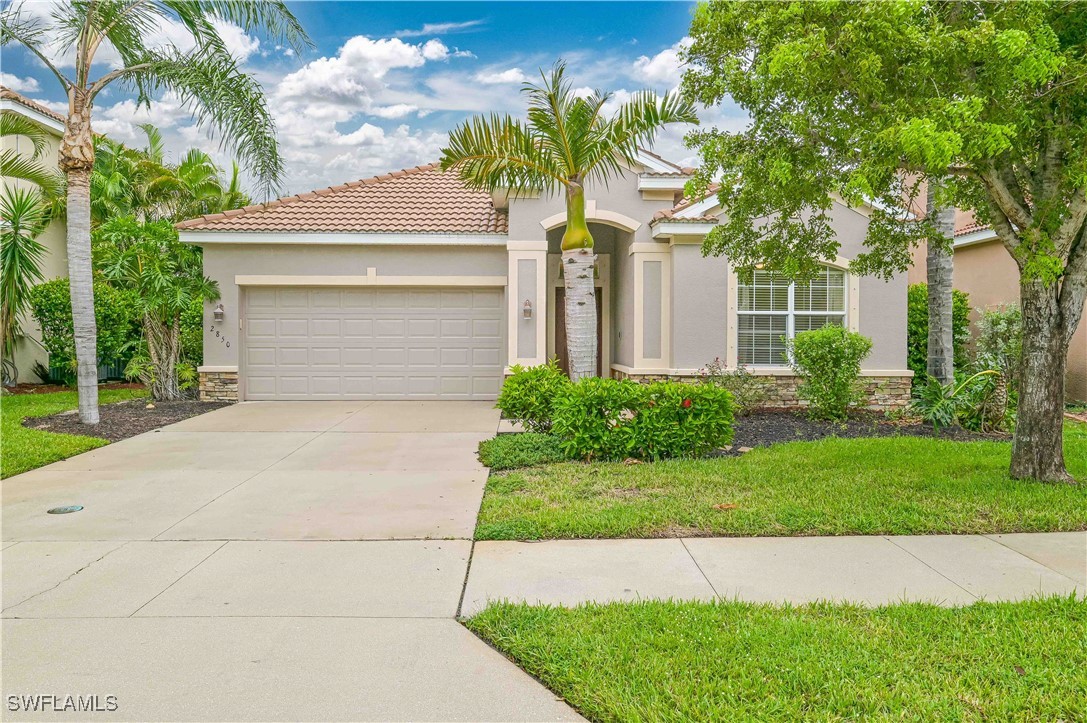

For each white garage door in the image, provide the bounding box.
[242,286,504,400]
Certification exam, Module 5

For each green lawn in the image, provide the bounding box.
[476,423,1087,539]
[1,388,147,478]
[468,597,1087,722]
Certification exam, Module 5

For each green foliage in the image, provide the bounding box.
[28,277,139,381]
[478,433,569,471]
[699,357,771,415]
[180,298,204,367]
[975,304,1023,386]
[911,370,1006,432]
[906,283,972,381]
[495,360,571,433]
[551,377,735,461]
[787,326,873,421]
[0,186,48,371]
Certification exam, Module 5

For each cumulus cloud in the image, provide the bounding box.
[395,20,484,38]
[474,68,529,85]
[210,18,261,62]
[0,73,40,93]
[631,37,692,87]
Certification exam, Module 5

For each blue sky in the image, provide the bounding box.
[2,1,745,196]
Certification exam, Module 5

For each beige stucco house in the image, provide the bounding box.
[0,87,69,383]
[909,217,1087,403]
[178,151,912,406]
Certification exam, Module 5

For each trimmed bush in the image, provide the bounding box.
[907,283,971,382]
[552,377,734,461]
[787,325,873,420]
[478,433,568,470]
[495,360,570,432]
[27,276,140,382]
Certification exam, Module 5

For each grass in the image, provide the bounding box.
[475,423,1087,539]
[478,432,567,470]
[467,596,1087,722]
[1,388,147,478]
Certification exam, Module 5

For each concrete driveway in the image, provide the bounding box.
[2,401,579,722]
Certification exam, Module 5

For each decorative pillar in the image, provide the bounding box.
[630,243,672,371]
[506,240,548,369]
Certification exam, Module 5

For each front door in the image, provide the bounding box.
[554,287,603,377]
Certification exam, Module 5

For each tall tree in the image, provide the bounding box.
[1,1,310,423]
[441,62,697,379]
[683,0,1086,482]
[927,183,956,384]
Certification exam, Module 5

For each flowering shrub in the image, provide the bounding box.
[552,377,734,461]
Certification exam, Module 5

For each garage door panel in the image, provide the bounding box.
[243,286,503,401]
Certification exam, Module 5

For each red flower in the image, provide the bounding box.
[682,399,692,409]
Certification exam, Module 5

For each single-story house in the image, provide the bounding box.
[909,215,1087,403]
[177,150,912,406]
[0,87,69,383]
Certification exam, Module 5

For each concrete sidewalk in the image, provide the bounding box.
[461,532,1086,615]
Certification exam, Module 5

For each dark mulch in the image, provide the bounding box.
[713,410,1007,456]
[3,381,144,395]
[23,398,233,442]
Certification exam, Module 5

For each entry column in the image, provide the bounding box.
[506,241,548,369]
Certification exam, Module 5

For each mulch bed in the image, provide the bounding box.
[713,410,1007,456]
[23,398,233,442]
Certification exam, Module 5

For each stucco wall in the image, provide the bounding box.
[2,129,68,381]
[199,242,508,369]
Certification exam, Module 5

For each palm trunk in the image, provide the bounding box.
[59,91,99,424]
[561,182,597,381]
[1011,278,1073,482]
[926,185,955,384]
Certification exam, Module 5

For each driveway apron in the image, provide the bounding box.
[2,401,580,722]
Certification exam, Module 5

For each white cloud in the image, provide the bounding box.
[631,37,691,87]
[0,73,40,93]
[395,20,484,38]
[474,68,529,85]
[421,39,450,61]
[210,18,261,62]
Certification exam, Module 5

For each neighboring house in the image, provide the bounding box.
[909,217,1087,403]
[177,151,912,406]
[0,86,68,383]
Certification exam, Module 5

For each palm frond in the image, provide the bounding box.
[0,186,48,357]
[441,113,566,195]
[0,111,50,157]
[582,90,699,183]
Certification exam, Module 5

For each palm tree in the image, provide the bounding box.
[1,1,310,423]
[441,62,697,380]
[1,109,63,385]
[926,182,956,384]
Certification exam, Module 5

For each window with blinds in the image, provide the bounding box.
[736,266,847,365]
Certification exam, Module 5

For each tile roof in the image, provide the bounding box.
[175,163,508,234]
[0,86,66,125]
[954,220,993,237]
[639,147,690,173]
[651,183,721,223]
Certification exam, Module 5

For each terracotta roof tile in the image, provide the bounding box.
[651,183,721,223]
[0,86,66,125]
[176,163,508,234]
[954,221,993,237]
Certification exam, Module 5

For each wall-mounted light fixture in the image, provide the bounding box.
[213,303,225,322]
[522,299,533,319]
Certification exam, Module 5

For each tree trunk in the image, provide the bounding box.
[561,182,597,381]
[926,185,956,384]
[1011,278,1072,483]
[145,316,183,401]
[59,91,99,424]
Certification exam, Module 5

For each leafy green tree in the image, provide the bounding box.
[2,0,310,423]
[93,217,218,401]
[683,0,1086,482]
[441,62,697,380]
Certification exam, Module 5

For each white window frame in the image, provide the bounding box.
[727,258,860,369]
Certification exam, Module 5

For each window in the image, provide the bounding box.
[736,266,847,365]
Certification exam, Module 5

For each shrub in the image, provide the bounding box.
[27,276,140,382]
[495,360,570,432]
[552,377,734,461]
[787,325,873,421]
[699,357,771,415]
[974,304,1022,388]
[911,370,1005,431]
[907,283,971,382]
[478,433,568,470]
[180,298,204,367]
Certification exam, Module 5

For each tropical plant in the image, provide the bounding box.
[441,62,697,380]
[2,0,310,423]
[684,1,1087,482]
[93,217,219,400]
[911,370,1003,432]
[0,111,64,198]
[0,187,48,384]
[907,283,971,384]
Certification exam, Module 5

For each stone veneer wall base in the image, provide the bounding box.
[611,369,912,412]
[199,371,239,402]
